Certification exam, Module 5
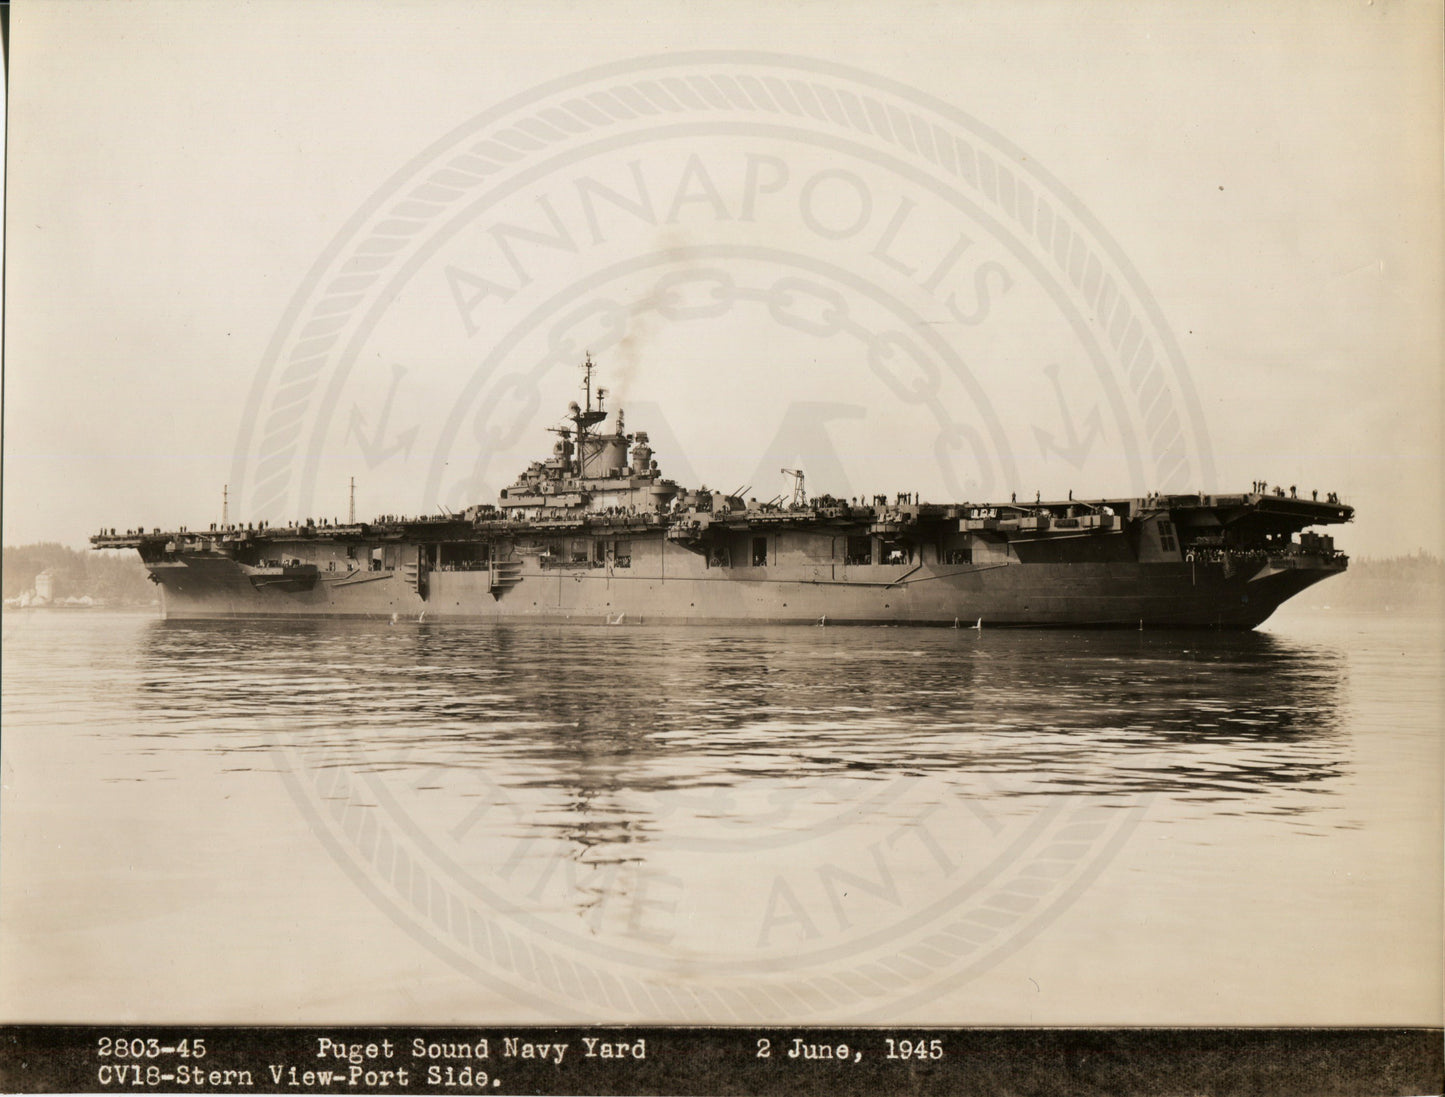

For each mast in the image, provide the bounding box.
[571,351,608,477]
[348,477,355,524]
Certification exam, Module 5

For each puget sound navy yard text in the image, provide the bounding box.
[89,1032,945,1090]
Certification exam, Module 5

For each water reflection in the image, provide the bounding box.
[132,621,1349,828]
[81,619,1367,1004]
[5,609,1429,1023]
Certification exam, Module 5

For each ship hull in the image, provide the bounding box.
[148,545,1340,629]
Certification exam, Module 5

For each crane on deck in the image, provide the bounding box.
[781,468,806,508]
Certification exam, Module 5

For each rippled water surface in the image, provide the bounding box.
[2,607,1439,1024]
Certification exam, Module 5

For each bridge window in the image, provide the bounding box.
[1158,520,1177,553]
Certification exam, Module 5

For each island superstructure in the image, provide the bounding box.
[93,354,1352,628]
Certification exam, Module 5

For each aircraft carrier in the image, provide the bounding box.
[93,355,1353,628]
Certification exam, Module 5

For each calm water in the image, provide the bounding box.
[2,607,1440,1024]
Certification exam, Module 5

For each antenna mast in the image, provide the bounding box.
[349,477,355,524]
[570,351,608,477]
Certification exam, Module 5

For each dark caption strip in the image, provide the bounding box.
[2,1026,1440,1096]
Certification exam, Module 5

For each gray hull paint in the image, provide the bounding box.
[152,546,1337,629]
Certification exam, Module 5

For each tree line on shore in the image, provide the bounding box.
[3,543,157,605]
[1292,550,1443,612]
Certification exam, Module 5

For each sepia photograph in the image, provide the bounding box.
[2,1,1441,1093]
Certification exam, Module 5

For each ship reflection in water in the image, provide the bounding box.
[9,609,1436,1025]
[135,618,1348,814]
[120,618,1360,1018]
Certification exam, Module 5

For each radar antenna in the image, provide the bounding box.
[781,468,806,508]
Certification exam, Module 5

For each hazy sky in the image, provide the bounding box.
[4,0,1441,560]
